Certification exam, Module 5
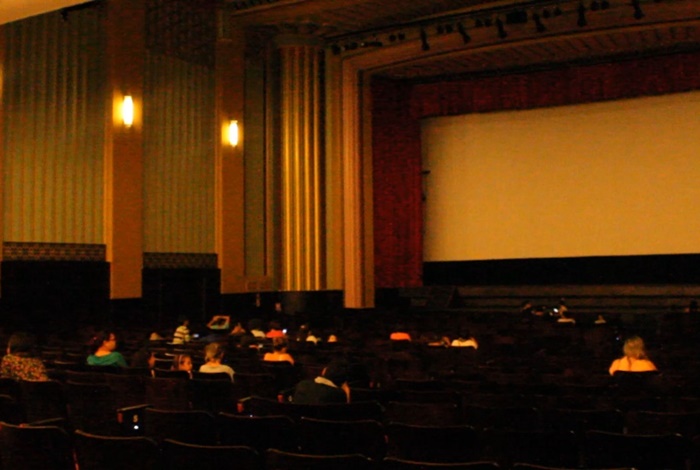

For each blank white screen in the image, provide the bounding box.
[422,91,700,262]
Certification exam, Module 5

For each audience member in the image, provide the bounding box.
[248,319,266,338]
[608,335,657,375]
[306,330,320,344]
[129,338,157,370]
[451,329,479,348]
[266,321,286,339]
[172,353,193,378]
[390,324,412,341]
[0,332,49,381]
[199,342,234,381]
[206,315,231,331]
[229,322,247,336]
[264,337,295,365]
[292,359,350,404]
[87,331,127,367]
[172,316,191,344]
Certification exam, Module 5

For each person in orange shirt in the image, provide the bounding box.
[263,337,295,365]
[390,325,412,341]
[266,321,286,338]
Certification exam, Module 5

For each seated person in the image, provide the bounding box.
[556,309,576,324]
[292,359,350,404]
[206,315,231,331]
[266,321,286,339]
[172,353,193,378]
[263,337,295,365]
[172,316,191,344]
[199,342,234,381]
[129,337,157,370]
[1,332,49,381]
[306,330,320,344]
[87,331,127,367]
[609,336,657,375]
[451,329,478,349]
[229,322,246,336]
[425,333,450,347]
[248,318,266,338]
[390,324,412,341]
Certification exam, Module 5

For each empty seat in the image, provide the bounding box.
[73,429,161,470]
[143,408,217,445]
[386,422,479,463]
[265,448,375,470]
[299,417,386,460]
[0,420,74,470]
[162,439,261,470]
[584,430,688,470]
[386,401,460,426]
[217,412,297,453]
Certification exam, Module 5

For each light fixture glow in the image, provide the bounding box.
[227,120,239,146]
[122,95,134,127]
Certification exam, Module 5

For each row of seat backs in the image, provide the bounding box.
[0,420,684,470]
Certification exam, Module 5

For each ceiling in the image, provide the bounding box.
[5,0,699,81]
[0,0,93,25]
[226,0,700,80]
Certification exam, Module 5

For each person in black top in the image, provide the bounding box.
[292,359,350,404]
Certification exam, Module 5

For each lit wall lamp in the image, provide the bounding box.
[121,95,134,127]
[227,120,240,147]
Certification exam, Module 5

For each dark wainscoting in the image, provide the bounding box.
[0,260,110,331]
[221,290,345,331]
[142,268,221,329]
[424,254,700,286]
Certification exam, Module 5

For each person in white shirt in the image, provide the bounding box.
[450,329,478,349]
[199,342,234,381]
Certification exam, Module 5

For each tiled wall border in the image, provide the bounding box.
[143,252,218,269]
[2,242,106,261]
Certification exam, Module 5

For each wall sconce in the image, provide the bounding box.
[121,95,134,127]
[227,120,239,147]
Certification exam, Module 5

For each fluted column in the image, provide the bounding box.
[276,34,324,292]
[0,25,4,283]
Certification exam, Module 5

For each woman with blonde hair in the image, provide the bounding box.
[199,342,234,381]
[608,336,657,375]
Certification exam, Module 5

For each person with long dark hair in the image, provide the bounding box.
[87,331,127,367]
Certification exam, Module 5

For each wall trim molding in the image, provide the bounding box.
[143,252,218,269]
[2,242,106,261]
